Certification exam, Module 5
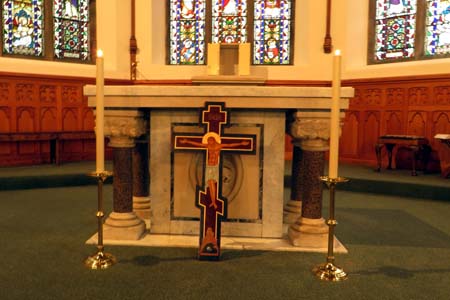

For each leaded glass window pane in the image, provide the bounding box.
[2,0,44,56]
[211,0,247,43]
[253,0,292,65]
[374,0,417,61]
[425,0,450,55]
[53,0,90,60]
[169,0,206,65]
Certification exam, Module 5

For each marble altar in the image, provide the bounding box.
[84,84,354,249]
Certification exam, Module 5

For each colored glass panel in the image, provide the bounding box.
[53,0,90,60]
[253,0,292,65]
[425,0,450,55]
[374,0,417,61]
[2,0,44,56]
[211,0,247,43]
[169,0,206,64]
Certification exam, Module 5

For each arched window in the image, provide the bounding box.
[1,0,95,62]
[169,0,294,65]
[369,0,450,64]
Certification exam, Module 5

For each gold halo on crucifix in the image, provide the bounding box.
[202,132,221,144]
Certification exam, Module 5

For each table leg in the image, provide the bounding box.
[375,143,383,172]
[385,143,395,170]
[410,145,419,176]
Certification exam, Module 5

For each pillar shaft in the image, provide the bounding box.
[133,140,149,197]
[102,109,147,240]
[113,148,133,213]
[300,150,325,219]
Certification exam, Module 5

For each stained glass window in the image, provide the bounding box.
[1,0,93,62]
[374,0,417,61]
[2,0,44,56]
[53,0,90,60]
[425,0,450,55]
[169,0,206,65]
[211,0,248,43]
[253,0,292,64]
[168,1,294,66]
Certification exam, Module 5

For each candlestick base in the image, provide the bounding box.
[313,262,347,281]
[84,250,116,270]
[320,176,349,185]
[88,171,113,181]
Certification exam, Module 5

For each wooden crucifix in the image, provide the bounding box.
[174,102,256,261]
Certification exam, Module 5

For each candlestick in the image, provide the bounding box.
[328,49,341,179]
[96,49,105,173]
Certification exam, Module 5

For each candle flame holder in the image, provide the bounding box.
[84,171,116,269]
[313,176,349,281]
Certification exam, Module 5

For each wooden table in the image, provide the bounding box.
[375,135,431,176]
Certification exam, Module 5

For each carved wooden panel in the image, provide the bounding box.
[386,88,406,106]
[341,74,450,172]
[407,111,427,136]
[408,87,431,105]
[340,111,359,157]
[434,86,450,105]
[41,108,57,131]
[361,111,380,159]
[0,72,101,166]
[384,111,403,134]
[0,82,10,102]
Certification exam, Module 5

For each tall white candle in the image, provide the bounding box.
[95,49,105,173]
[328,49,341,179]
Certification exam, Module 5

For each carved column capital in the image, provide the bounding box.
[289,111,345,152]
[103,110,147,148]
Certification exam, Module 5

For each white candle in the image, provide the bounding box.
[328,49,341,179]
[95,49,105,173]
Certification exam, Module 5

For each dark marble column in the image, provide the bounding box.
[102,110,147,240]
[132,137,151,223]
[283,143,304,224]
[113,148,133,213]
[287,112,330,247]
[300,150,325,219]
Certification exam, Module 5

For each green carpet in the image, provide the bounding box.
[1,185,450,299]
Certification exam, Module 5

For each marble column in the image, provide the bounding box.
[103,110,147,240]
[133,135,151,226]
[287,111,335,248]
[283,144,304,224]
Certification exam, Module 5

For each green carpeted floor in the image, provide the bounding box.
[1,183,450,299]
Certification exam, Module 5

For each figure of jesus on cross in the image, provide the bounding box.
[174,102,256,260]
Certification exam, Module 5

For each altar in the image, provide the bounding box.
[84,84,354,248]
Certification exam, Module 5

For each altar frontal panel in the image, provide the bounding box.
[150,109,285,238]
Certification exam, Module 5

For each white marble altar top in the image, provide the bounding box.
[84,85,354,110]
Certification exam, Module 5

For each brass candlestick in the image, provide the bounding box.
[313,176,349,281]
[84,171,116,269]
